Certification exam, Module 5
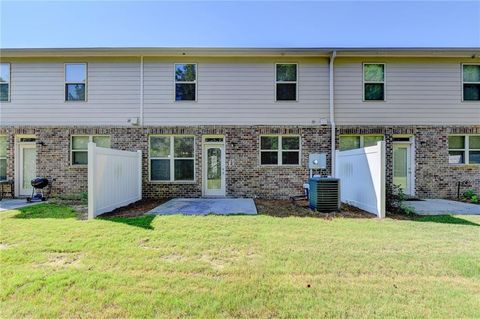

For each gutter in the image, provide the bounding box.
[140,56,144,126]
[2,47,478,58]
[329,50,336,177]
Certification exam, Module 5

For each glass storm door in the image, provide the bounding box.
[204,145,225,196]
[393,143,412,195]
[19,144,37,196]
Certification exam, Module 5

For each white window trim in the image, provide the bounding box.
[448,134,480,165]
[64,63,87,102]
[461,63,480,102]
[174,63,197,102]
[149,135,196,182]
[259,135,301,166]
[0,135,7,181]
[339,134,385,151]
[275,63,298,102]
[0,62,11,103]
[70,134,110,166]
[362,63,386,102]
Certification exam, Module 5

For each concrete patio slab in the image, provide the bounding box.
[0,199,42,212]
[148,198,257,215]
[404,199,480,215]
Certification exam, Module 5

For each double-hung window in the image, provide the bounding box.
[260,135,300,165]
[65,63,87,101]
[175,64,196,101]
[0,63,10,102]
[462,64,480,101]
[150,136,195,181]
[276,63,297,101]
[0,136,7,180]
[448,135,480,164]
[339,135,384,151]
[363,63,385,101]
[71,135,111,165]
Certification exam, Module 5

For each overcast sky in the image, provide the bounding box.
[1,1,479,48]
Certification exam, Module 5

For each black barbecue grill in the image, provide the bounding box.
[27,177,51,202]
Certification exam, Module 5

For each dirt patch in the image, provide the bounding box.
[200,254,228,270]
[100,199,166,218]
[86,198,374,219]
[71,204,88,220]
[256,199,374,219]
[160,253,188,263]
[48,198,163,219]
[386,212,417,220]
[48,198,88,219]
[37,252,82,269]
[0,243,12,250]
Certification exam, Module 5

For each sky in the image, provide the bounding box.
[1,0,479,48]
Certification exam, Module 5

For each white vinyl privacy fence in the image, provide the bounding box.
[335,142,386,218]
[88,142,142,219]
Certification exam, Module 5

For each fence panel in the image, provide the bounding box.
[335,141,385,218]
[88,142,142,219]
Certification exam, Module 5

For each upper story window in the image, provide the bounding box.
[0,136,7,180]
[149,135,195,181]
[0,63,10,102]
[448,135,480,164]
[71,135,111,165]
[65,63,87,102]
[339,135,384,151]
[363,63,385,101]
[260,135,300,166]
[175,64,196,101]
[463,64,480,101]
[276,63,297,101]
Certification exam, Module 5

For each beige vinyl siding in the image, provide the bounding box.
[0,58,141,126]
[2,56,478,127]
[0,57,329,126]
[334,57,480,125]
[143,57,329,125]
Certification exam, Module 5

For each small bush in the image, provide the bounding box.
[79,192,88,203]
[387,184,415,215]
[462,189,479,204]
[471,195,478,204]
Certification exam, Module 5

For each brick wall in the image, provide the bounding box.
[0,126,331,199]
[337,125,480,199]
[2,125,478,200]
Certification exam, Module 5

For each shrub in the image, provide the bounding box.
[472,195,479,204]
[79,192,88,203]
[387,184,415,215]
[462,189,479,204]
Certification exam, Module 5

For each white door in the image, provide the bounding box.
[19,144,37,196]
[203,145,225,196]
[393,143,412,195]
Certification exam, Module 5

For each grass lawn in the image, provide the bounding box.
[1,204,479,318]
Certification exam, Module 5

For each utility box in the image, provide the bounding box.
[308,153,327,170]
[309,177,341,212]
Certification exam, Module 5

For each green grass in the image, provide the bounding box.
[1,204,479,318]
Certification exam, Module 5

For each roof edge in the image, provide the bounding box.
[1,47,479,58]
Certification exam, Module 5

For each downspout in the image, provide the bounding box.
[140,56,144,126]
[329,50,336,177]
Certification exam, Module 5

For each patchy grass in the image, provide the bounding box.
[1,204,479,318]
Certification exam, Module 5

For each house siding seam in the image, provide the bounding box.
[337,125,480,199]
